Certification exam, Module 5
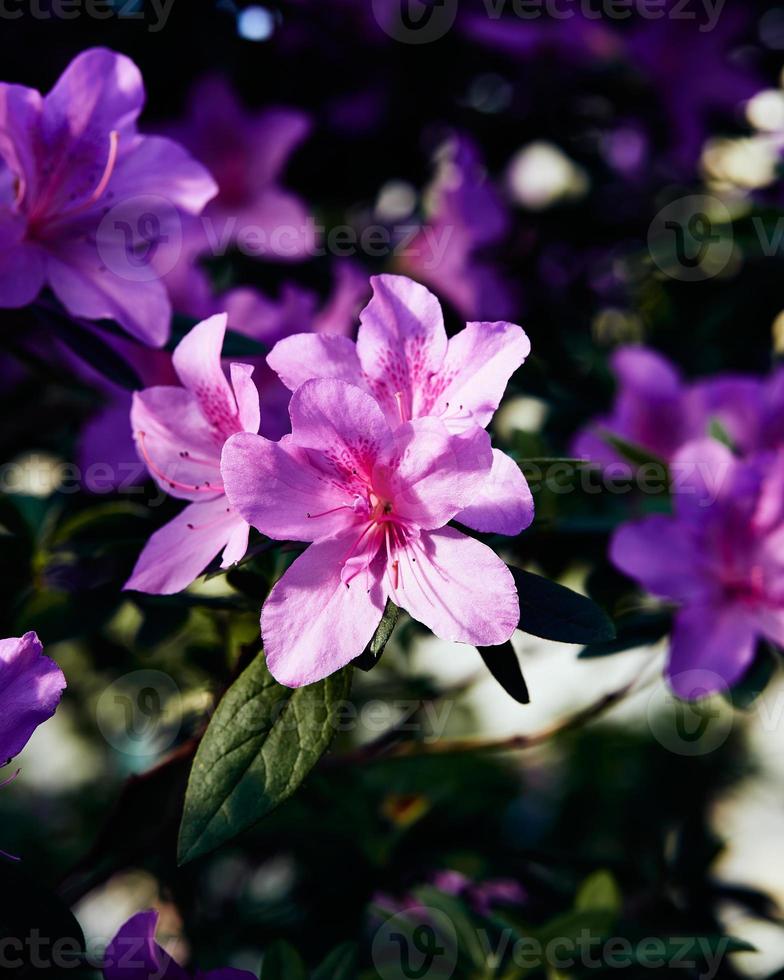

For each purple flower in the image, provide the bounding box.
[611,440,784,698]
[431,870,526,917]
[0,48,217,345]
[125,314,260,595]
[222,378,521,687]
[0,632,65,767]
[573,347,784,468]
[103,910,255,980]
[267,274,534,536]
[162,74,314,283]
[572,346,709,467]
[400,136,515,322]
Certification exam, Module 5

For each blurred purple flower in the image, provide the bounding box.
[611,440,784,698]
[125,314,260,595]
[400,135,516,321]
[0,48,217,346]
[103,910,255,980]
[161,75,314,312]
[431,870,527,917]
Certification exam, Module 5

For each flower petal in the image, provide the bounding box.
[667,603,758,699]
[173,314,241,438]
[432,321,530,431]
[0,632,65,764]
[109,135,218,215]
[230,362,261,435]
[104,910,187,980]
[262,532,386,687]
[455,448,534,536]
[609,515,705,602]
[124,498,241,595]
[266,333,363,393]
[222,432,357,542]
[374,419,492,530]
[356,274,448,425]
[131,387,225,501]
[394,526,518,645]
[288,379,393,485]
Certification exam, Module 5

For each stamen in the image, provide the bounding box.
[137,432,224,494]
[55,130,121,221]
[186,509,233,533]
[394,391,407,424]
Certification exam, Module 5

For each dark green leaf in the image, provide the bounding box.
[353,600,399,672]
[724,640,780,710]
[42,310,142,391]
[178,656,353,863]
[476,642,530,704]
[509,567,616,645]
[259,940,307,980]
[579,610,671,658]
[312,942,358,980]
[600,431,669,474]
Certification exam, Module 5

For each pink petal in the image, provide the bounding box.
[432,320,531,432]
[667,603,758,699]
[173,314,238,427]
[356,275,448,425]
[394,526,518,645]
[131,387,225,501]
[124,497,242,595]
[0,632,66,763]
[46,246,172,347]
[266,333,363,393]
[455,448,534,536]
[373,419,492,530]
[220,520,250,569]
[221,432,358,542]
[262,532,386,687]
[230,363,261,435]
[670,438,738,520]
[288,379,393,484]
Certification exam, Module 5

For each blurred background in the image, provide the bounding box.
[3,0,784,976]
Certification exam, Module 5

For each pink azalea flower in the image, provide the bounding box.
[221,378,521,687]
[267,274,534,536]
[125,314,260,595]
[611,440,784,699]
[0,48,217,346]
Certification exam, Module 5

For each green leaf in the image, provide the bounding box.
[509,567,616,645]
[600,431,669,473]
[259,940,307,980]
[42,309,142,391]
[476,642,530,704]
[708,417,735,450]
[178,655,353,864]
[724,640,780,710]
[353,600,399,672]
[575,870,622,915]
[579,610,671,658]
[312,942,358,980]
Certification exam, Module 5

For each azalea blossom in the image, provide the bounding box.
[104,910,255,980]
[267,274,534,536]
[222,378,520,687]
[125,314,260,595]
[573,346,784,467]
[0,48,217,346]
[610,440,784,698]
[1,632,66,859]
